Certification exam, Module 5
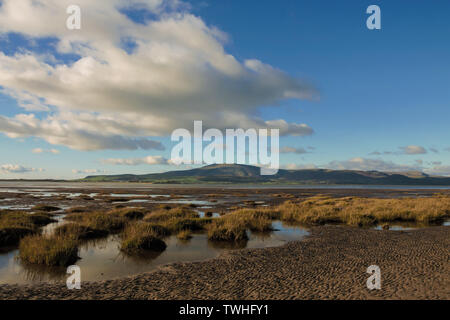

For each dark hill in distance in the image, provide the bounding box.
[82,164,450,185]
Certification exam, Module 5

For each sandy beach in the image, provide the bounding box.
[0,225,448,300]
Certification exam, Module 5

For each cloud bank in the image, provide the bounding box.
[0,0,316,151]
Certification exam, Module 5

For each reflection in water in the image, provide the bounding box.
[372,221,443,231]
[0,221,309,285]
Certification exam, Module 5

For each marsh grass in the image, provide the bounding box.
[54,223,108,240]
[32,205,61,212]
[65,210,129,233]
[67,206,89,213]
[144,207,199,223]
[207,219,248,242]
[176,230,192,240]
[0,210,56,246]
[143,207,213,233]
[120,223,167,253]
[110,208,146,220]
[206,208,275,242]
[276,195,450,227]
[19,234,79,266]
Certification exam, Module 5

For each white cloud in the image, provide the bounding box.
[284,163,317,170]
[370,145,428,156]
[0,0,316,151]
[280,146,309,154]
[101,155,169,166]
[326,157,421,172]
[0,164,44,173]
[400,145,427,155]
[424,165,450,177]
[72,169,106,174]
[32,148,60,154]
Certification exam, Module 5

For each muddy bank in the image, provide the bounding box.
[0,225,448,300]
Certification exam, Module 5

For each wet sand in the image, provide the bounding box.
[0,225,448,300]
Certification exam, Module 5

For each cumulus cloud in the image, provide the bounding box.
[370,145,427,156]
[424,165,450,177]
[429,147,439,154]
[32,148,60,154]
[72,169,106,174]
[0,0,316,151]
[280,147,309,154]
[284,163,317,170]
[399,145,427,155]
[0,164,44,173]
[101,155,169,166]
[326,157,421,172]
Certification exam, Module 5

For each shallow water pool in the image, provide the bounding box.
[0,221,309,284]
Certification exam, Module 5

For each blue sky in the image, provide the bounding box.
[0,0,449,179]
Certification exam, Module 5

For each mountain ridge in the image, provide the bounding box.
[81,164,450,185]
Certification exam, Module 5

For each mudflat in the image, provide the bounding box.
[0,225,448,300]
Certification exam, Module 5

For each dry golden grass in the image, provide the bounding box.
[143,207,199,223]
[32,205,61,212]
[276,195,450,227]
[207,219,248,242]
[120,223,167,253]
[54,223,108,240]
[176,230,192,240]
[143,206,213,234]
[65,210,129,233]
[0,211,55,246]
[19,234,79,266]
[224,208,276,232]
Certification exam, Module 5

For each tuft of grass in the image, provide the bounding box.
[0,211,52,246]
[54,223,108,240]
[161,217,212,234]
[67,206,89,213]
[19,234,79,266]
[143,206,213,234]
[207,219,248,242]
[224,208,277,232]
[144,207,199,223]
[176,230,192,240]
[110,208,146,220]
[32,205,61,212]
[120,223,167,253]
[28,212,57,226]
[65,210,127,234]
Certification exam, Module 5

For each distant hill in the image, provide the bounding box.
[81,164,450,185]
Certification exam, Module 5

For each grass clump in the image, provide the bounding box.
[120,223,167,253]
[176,230,192,240]
[144,207,199,223]
[143,206,212,234]
[0,211,48,246]
[207,219,248,242]
[29,212,57,226]
[65,210,127,233]
[19,234,79,266]
[32,205,61,212]
[67,206,89,213]
[54,223,108,240]
[162,217,212,234]
[111,208,146,220]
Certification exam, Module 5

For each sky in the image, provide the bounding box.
[0,0,449,179]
